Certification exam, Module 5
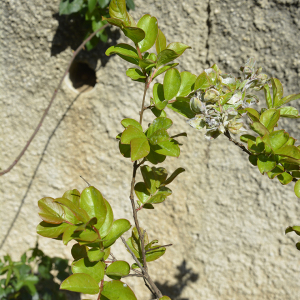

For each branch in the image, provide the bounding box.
[121,236,144,271]
[224,130,251,156]
[0,24,109,176]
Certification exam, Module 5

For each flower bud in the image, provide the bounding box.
[190,96,206,113]
[203,88,219,103]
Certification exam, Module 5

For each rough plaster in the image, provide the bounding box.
[1,0,300,299]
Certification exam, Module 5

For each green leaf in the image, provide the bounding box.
[88,0,97,13]
[80,187,107,229]
[163,68,181,101]
[63,189,80,206]
[148,129,170,145]
[134,182,151,204]
[59,0,84,15]
[262,130,289,151]
[166,42,191,56]
[72,227,98,242]
[194,72,211,91]
[257,154,276,174]
[154,140,180,157]
[153,83,168,110]
[121,125,146,144]
[267,165,284,179]
[271,78,283,107]
[285,226,300,235]
[60,273,99,294]
[259,109,280,131]
[103,219,131,248]
[106,44,140,66]
[37,222,69,238]
[72,258,105,283]
[63,225,77,245]
[103,17,125,28]
[148,187,172,204]
[101,280,137,300]
[126,0,135,10]
[163,168,185,186]
[141,165,168,194]
[151,107,167,118]
[109,0,131,26]
[277,172,293,185]
[279,106,299,118]
[245,108,260,122]
[263,84,273,108]
[277,93,300,107]
[137,14,158,52]
[153,63,179,79]
[122,27,146,45]
[155,28,166,54]
[126,68,146,82]
[139,58,156,69]
[145,246,166,262]
[275,145,300,160]
[71,243,88,261]
[167,97,196,119]
[160,297,171,300]
[121,118,142,130]
[119,142,131,158]
[295,180,300,198]
[130,137,150,161]
[87,248,105,262]
[99,200,114,238]
[38,197,65,224]
[106,261,130,280]
[156,49,180,67]
[249,155,258,166]
[250,122,269,136]
[99,0,110,9]
[240,134,256,143]
[177,72,196,97]
[146,117,173,138]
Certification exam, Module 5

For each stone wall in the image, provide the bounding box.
[1,0,300,299]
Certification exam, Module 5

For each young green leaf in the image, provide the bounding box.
[106,44,140,66]
[271,78,283,107]
[122,27,146,45]
[60,273,100,294]
[103,219,131,248]
[101,280,137,300]
[126,68,146,82]
[263,84,273,108]
[259,109,280,131]
[262,130,289,151]
[106,261,130,280]
[137,14,158,52]
[257,155,276,174]
[99,200,114,238]
[36,222,69,239]
[167,97,196,119]
[250,122,269,137]
[163,168,185,186]
[80,187,107,229]
[130,137,150,161]
[109,0,131,26]
[72,258,105,283]
[194,72,211,90]
[156,49,180,67]
[121,125,146,144]
[277,172,293,185]
[146,117,173,138]
[38,198,65,224]
[177,72,197,97]
[121,118,143,130]
[277,93,300,107]
[163,68,181,101]
[279,107,299,118]
[155,28,166,54]
[166,42,191,56]
[148,187,172,204]
[62,189,80,206]
[87,248,105,262]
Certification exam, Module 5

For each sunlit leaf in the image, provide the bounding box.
[101,280,137,300]
[38,198,65,224]
[148,187,172,204]
[103,219,131,248]
[109,0,131,26]
[155,28,166,54]
[166,42,191,56]
[137,14,158,52]
[153,63,179,79]
[106,44,140,65]
[164,68,181,101]
[177,72,196,97]
[259,109,280,131]
[267,165,284,179]
[295,180,300,198]
[72,258,105,283]
[122,27,145,44]
[121,118,142,131]
[263,84,273,108]
[99,200,114,238]
[60,273,99,294]
[146,117,173,138]
[37,222,69,238]
[277,172,293,185]
[277,93,300,107]
[194,72,211,91]
[250,122,269,136]
[106,261,130,280]
[271,78,283,107]
[279,106,299,118]
[87,248,105,262]
[154,140,180,157]
[257,154,276,174]
[121,125,146,144]
[130,137,150,161]
[126,68,146,82]
[156,49,180,67]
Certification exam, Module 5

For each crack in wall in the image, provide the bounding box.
[205,0,212,67]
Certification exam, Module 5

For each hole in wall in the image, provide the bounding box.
[68,61,96,93]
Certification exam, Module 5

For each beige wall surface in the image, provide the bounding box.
[1,0,300,299]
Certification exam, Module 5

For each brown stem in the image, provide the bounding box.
[0,24,108,176]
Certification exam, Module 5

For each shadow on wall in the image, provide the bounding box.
[154,260,199,300]
[51,13,121,68]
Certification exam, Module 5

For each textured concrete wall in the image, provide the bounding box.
[1,0,300,299]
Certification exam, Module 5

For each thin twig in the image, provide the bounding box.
[121,236,144,271]
[224,130,251,155]
[0,24,108,176]
[80,175,91,186]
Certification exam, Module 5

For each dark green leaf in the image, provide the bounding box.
[240,134,256,143]
[126,0,135,10]
[135,182,151,204]
[153,83,168,110]
[151,107,167,118]
[87,248,105,262]
[156,49,180,67]
[61,273,100,294]
[122,27,145,45]
[141,165,168,194]
[249,155,258,166]
[277,172,293,185]
[267,165,284,179]
[295,180,300,198]
[148,187,172,204]
[71,243,88,261]
[167,97,196,119]
[146,145,166,165]
[285,226,300,235]
[59,0,84,15]
[163,168,185,186]
[88,0,97,13]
